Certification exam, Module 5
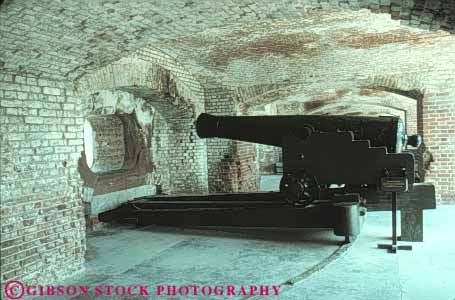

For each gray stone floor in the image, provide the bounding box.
[62,170,455,300]
[62,205,455,300]
[398,204,455,300]
[282,205,455,300]
[68,225,346,299]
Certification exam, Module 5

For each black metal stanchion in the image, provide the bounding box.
[378,192,412,253]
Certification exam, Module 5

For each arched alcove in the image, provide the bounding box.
[79,88,209,222]
[245,85,425,179]
[74,54,209,220]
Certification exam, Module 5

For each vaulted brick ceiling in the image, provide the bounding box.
[0,0,454,82]
[153,9,452,87]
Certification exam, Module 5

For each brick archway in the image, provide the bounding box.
[75,55,211,196]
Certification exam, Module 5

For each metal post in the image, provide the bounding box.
[392,192,397,246]
[377,191,412,253]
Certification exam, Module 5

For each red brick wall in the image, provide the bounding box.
[423,92,455,203]
[204,88,259,193]
[0,73,86,285]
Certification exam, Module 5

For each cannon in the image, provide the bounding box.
[196,113,416,152]
[99,113,435,246]
[197,113,421,206]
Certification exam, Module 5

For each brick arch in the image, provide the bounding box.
[239,57,454,203]
[116,86,195,124]
[247,90,416,119]
[76,56,210,194]
[365,74,455,202]
[305,100,408,114]
[118,87,207,194]
[243,81,427,179]
[361,74,427,136]
[244,85,424,144]
[362,74,426,96]
[305,102,408,126]
[244,76,455,202]
[242,72,427,117]
[303,90,418,133]
[237,84,302,113]
[75,52,206,115]
[304,0,454,33]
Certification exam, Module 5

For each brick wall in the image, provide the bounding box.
[204,87,259,193]
[0,72,86,285]
[149,112,172,192]
[166,105,209,194]
[76,54,209,196]
[206,137,259,193]
[257,144,282,175]
[423,90,455,203]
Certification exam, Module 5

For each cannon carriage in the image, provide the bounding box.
[100,113,435,244]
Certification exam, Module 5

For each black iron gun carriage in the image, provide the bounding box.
[100,113,435,246]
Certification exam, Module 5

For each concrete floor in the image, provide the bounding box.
[68,226,346,299]
[61,173,454,300]
[281,206,455,300]
[60,204,455,300]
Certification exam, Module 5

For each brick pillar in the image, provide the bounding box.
[1,73,86,285]
[204,87,259,193]
[422,91,455,203]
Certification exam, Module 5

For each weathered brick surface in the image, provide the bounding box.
[203,87,259,193]
[422,90,455,203]
[0,73,86,285]
[0,1,453,81]
[152,10,452,88]
[77,54,209,195]
[1,1,454,290]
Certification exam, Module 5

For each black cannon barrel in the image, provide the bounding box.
[196,113,408,153]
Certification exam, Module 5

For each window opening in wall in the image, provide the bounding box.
[83,115,126,174]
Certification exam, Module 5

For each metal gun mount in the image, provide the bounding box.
[100,113,434,245]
